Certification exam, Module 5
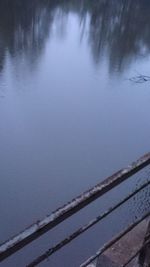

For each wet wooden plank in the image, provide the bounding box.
[26,180,150,267]
[103,219,148,267]
[96,255,119,267]
[138,221,150,266]
[0,153,150,262]
[80,211,150,267]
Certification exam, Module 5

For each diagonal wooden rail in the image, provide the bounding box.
[26,179,150,267]
[0,153,150,262]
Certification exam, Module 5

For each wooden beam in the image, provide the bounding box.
[0,153,150,262]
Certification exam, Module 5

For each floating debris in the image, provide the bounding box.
[129,75,150,83]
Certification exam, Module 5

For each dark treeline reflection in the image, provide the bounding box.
[0,0,150,73]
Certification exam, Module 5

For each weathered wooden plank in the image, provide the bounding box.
[138,221,150,266]
[80,211,150,267]
[0,153,150,262]
[26,180,150,267]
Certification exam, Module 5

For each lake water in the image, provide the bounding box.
[0,1,150,266]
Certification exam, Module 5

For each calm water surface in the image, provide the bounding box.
[0,0,150,266]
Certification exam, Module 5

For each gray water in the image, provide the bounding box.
[0,1,150,266]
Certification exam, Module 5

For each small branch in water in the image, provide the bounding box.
[129,74,150,83]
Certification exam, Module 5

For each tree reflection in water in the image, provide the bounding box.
[0,0,150,73]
